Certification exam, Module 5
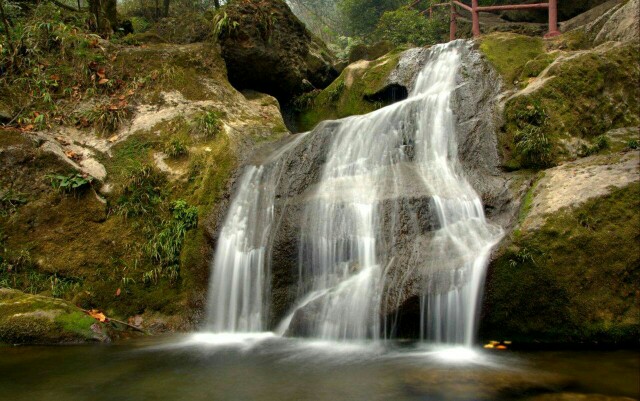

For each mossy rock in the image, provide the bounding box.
[478,32,546,87]
[481,182,640,346]
[501,42,640,168]
[295,50,403,131]
[0,289,107,344]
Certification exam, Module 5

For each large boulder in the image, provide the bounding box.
[481,151,640,346]
[216,0,337,103]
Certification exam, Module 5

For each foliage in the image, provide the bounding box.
[0,189,26,217]
[165,136,189,158]
[82,101,132,134]
[627,139,639,150]
[374,8,445,47]
[194,111,222,138]
[0,249,81,299]
[338,0,404,36]
[213,11,239,39]
[144,199,198,283]
[46,173,94,194]
[0,3,129,130]
[114,164,166,217]
[579,134,610,157]
[510,101,552,168]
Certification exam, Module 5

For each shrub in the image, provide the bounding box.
[510,101,553,168]
[165,136,189,158]
[194,111,222,138]
[374,8,446,47]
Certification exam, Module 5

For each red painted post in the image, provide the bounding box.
[471,0,481,37]
[450,2,457,41]
[545,0,561,38]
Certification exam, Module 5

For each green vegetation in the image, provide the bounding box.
[194,111,223,138]
[504,100,552,169]
[482,183,640,345]
[484,31,640,170]
[114,164,166,217]
[46,173,94,195]
[374,8,446,47]
[296,50,402,131]
[479,33,546,87]
[165,136,189,158]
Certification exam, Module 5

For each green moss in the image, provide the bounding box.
[502,43,640,168]
[482,183,640,345]
[479,33,545,87]
[517,52,558,85]
[296,51,402,131]
[54,310,96,338]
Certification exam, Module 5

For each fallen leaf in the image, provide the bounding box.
[98,78,109,85]
[116,288,121,296]
[108,135,119,143]
[87,309,109,323]
[97,68,106,79]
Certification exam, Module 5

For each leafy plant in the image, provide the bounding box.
[46,173,94,194]
[579,134,610,157]
[195,111,222,138]
[0,189,26,217]
[626,138,638,150]
[510,101,553,168]
[213,11,239,39]
[144,199,198,283]
[114,163,166,217]
[165,136,189,158]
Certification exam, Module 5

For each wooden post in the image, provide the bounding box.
[471,0,480,37]
[545,0,560,38]
[450,2,457,41]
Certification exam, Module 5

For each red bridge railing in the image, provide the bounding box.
[414,1,560,40]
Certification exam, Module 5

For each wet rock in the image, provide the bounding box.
[348,40,395,63]
[0,288,109,344]
[404,367,572,400]
[526,394,638,401]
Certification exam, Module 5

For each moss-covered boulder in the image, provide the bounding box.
[293,46,435,132]
[215,0,337,102]
[0,40,288,340]
[0,289,108,344]
[481,151,640,346]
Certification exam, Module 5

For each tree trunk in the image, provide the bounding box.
[214,0,220,9]
[103,0,117,30]
[163,0,169,17]
[88,0,102,32]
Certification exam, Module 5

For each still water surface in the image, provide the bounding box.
[0,334,638,401]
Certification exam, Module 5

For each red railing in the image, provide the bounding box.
[413,1,560,40]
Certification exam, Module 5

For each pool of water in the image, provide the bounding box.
[0,334,638,401]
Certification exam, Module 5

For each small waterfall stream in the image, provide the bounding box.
[206,41,502,345]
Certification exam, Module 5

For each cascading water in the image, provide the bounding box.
[206,41,502,345]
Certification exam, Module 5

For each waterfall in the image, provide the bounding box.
[206,41,502,345]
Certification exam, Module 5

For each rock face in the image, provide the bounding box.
[481,155,640,346]
[0,289,109,344]
[217,0,337,103]
[295,47,434,132]
[231,42,514,333]
[477,3,640,346]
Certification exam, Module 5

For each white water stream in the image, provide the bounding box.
[206,41,502,345]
